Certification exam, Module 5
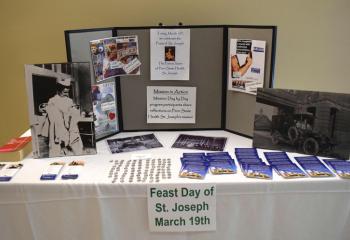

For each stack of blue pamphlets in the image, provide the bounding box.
[180,153,208,179]
[235,148,272,179]
[179,152,237,179]
[323,159,350,179]
[206,152,236,174]
[264,151,307,179]
[294,156,334,177]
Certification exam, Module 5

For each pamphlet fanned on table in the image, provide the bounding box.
[92,81,119,139]
[90,35,140,82]
[147,86,196,124]
[150,29,190,80]
[24,63,97,158]
[228,39,266,95]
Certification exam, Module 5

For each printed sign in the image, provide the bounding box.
[148,184,216,232]
[147,86,196,123]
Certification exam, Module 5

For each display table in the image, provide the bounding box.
[1,130,350,240]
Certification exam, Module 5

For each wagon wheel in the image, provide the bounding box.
[303,137,319,155]
[288,126,299,144]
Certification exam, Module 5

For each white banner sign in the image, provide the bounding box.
[148,184,216,232]
[150,29,190,80]
[147,86,196,124]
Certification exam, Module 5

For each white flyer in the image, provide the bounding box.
[228,39,266,95]
[147,86,196,124]
[0,164,23,182]
[41,162,65,180]
[61,161,84,180]
[150,29,190,80]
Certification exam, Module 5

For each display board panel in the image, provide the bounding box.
[116,27,223,131]
[225,26,276,137]
[65,25,277,135]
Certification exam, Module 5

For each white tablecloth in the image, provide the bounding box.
[0,130,350,240]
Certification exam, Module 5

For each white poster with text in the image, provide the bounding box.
[147,86,196,124]
[150,29,190,80]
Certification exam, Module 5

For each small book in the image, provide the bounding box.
[0,137,32,162]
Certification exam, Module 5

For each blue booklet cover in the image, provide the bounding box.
[273,164,307,179]
[241,163,272,180]
[179,164,208,179]
[299,163,334,177]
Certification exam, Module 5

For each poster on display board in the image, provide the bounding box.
[150,29,190,80]
[90,35,141,82]
[228,39,266,95]
[91,81,119,140]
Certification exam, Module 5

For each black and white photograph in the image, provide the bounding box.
[253,88,350,159]
[172,134,227,151]
[25,63,97,158]
[106,134,163,154]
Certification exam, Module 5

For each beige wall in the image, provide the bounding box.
[0,0,349,144]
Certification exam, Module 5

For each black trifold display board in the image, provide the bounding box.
[65,25,277,139]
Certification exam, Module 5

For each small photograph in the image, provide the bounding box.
[232,80,246,90]
[172,134,227,151]
[68,160,85,166]
[253,88,350,159]
[25,63,97,158]
[164,46,175,61]
[7,163,23,169]
[107,134,163,154]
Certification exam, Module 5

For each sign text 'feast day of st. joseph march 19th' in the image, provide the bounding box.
[147,184,216,232]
